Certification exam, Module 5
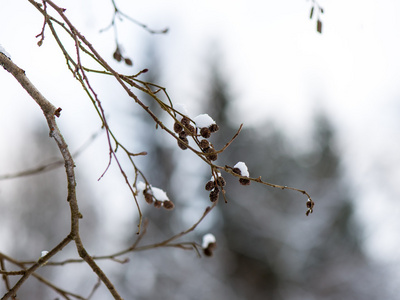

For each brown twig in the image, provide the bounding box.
[0,52,121,300]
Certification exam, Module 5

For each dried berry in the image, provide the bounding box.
[209,123,219,133]
[209,187,220,202]
[203,242,217,257]
[206,147,218,161]
[173,122,183,133]
[113,49,122,62]
[216,176,226,187]
[181,116,190,127]
[185,124,196,135]
[233,167,242,175]
[199,139,210,150]
[306,200,313,209]
[154,200,162,208]
[178,137,189,150]
[179,130,187,139]
[239,178,251,186]
[205,180,216,191]
[163,200,175,210]
[200,127,211,139]
[144,190,153,204]
[124,58,133,66]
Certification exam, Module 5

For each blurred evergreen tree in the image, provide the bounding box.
[198,58,386,300]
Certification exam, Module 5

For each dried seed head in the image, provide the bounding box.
[206,147,218,161]
[200,127,211,139]
[203,242,217,257]
[113,49,122,62]
[144,190,153,204]
[163,200,175,210]
[202,234,217,257]
[173,121,183,133]
[209,187,220,202]
[124,58,133,66]
[216,176,226,187]
[239,178,251,186]
[185,124,196,135]
[205,180,216,191]
[181,116,190,127]
[179,130,187,139]
[154,200,162,208]
[306,200,313,209]
[233,167,242,175]
[199,139,210,150]
[209,123,219,133]
[178,137,189,150]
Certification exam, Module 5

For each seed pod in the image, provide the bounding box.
[209,123,219,133]
[216,176,226,187]
[124,58,133,66]
[317,19,322,34]
[206,147,217,161]
[173,121,183,133]
[233,167,242,175]
[239,178,251,186]
[185,124,196,135]
[209,187,220,202]
[199,139,210,150]
[205,180,216,191]
[181,116,190,127]
[179,130,187,139]
[113,49,122,62]
[200,127,211,139]
[154,200,162,208]
[178,137,189,150]
[163,200,175,210]
[144,190,153,204]
[203,241,217,257]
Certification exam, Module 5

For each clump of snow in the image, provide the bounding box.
[175,103,189,116]
[151,187,169,201]
[209,171,222,182]
[194,114,215,128]
[136,181,146,192]
[202,233,216,248]
[234,162,249,177]
[136,181,169,201]
[0,44,11,59]
[40,250,49,257]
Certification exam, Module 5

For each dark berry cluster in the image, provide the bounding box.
[205,173,226,203]
[174,115,219,160]
[174,116,195,150]
[233,167,251,186]
[197,123,219,161]
[113,46,133,66]
[142,188,174,210]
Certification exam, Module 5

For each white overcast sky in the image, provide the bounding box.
[1,0,400,273]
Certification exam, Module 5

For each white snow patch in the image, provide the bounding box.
[136,181,147,192]
[136,181,169,201]
[0,44,11,59]
[175,103,189,116]
[151,187,169,201]
[194,114,215,128]
[234,161,249,177]
[202,233,216,248]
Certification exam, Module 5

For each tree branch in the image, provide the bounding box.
[0,52,122,300]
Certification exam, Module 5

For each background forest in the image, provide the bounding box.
[0,45,394,299]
